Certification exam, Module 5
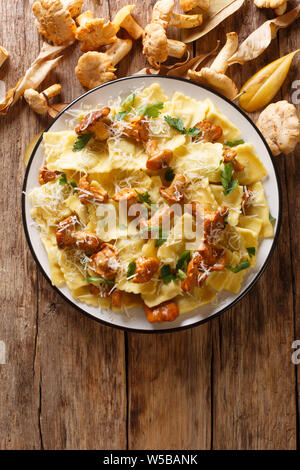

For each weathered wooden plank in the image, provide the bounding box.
[209,2,297,449]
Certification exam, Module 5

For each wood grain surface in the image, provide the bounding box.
[0,0,299,450]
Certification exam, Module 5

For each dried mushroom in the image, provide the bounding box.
[256,101,300,156]
[188,32,239,100]
[75,38,132,89]
[0,46,9,68]
[76,11,117,51]
[254,0,287,16]
[24,83,62,115]
[32,0,77,45]
[112,5,144,40]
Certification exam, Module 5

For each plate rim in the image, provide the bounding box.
[22,74,282,334]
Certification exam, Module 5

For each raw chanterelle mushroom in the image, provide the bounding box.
[143,0,202,69]
[112,5,144,40]
[256,101,300,156]
[61,0,83,17]
[254,0,288,16]
[32,0,77,46]
[180,0,210,11]
[76,11,117,52]
[75,38,132,89]
[188,32,239,100]
[24,84,62,115]
[0,46,9,68]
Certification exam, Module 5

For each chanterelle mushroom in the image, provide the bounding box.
[256,100,300,156]
[75,107,111,140]
[254,0,287,16]
[143,0,202,69]
[160,173,186,203]
[24,83,62,115]
[112,5,144,40]
[188,32,239,100]
[56,215,101,253]
[180,0,210,11]
[32,0,77,46]
[0,46,9,68]
[76,11,117,52]
[61,0,83,17]
[75,38,132,89]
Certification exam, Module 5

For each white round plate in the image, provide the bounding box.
[22,76,281,333]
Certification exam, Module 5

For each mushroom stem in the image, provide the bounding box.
[169,12,203,28]
[167,39,187,59]
[106,38,133,66]
[0,45,9,68]
[210,32,238,74]
[42,83,62,100]
[120,14,144,39]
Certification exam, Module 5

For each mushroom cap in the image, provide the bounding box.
[76,14,117,51]
[180,0,210,12]
[188,67,238,101]
[256,100,300,156]
[112,4,135,31]
[23,88,48,114]
[0,45,9,68]
[152,0,174,24]
[61,0,83,17]
[143,22,168,69]
[32,0,76,46]
[75,51,116,89]
[254,0,286,8]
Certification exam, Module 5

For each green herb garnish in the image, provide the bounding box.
[135,189,152,205]
[121,92,135,108]
[160,264,176,283]
[127,261,136,279]
[225,139,245,147]
[269,213,276,223]
[247,247,256,258]
[72,133,94,151]
[221,162,239,196]
[205,159,223,174]
[165,167,175,182]
[155,226,168,247]
[176,250,191,272]
[70,180,77,188]
[164,115,201,136]
[138,102,164,118]
[177,269,187,281]
[115,108,132,120]
[226,260,251,273]
[85,277,115,285]
[59,173,68,185]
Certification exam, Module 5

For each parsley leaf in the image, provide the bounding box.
[205,159,223,175]
[269,213,276,223]
[161,264,176,283]
[247,247,256,258]
[85,277,115,285]
[225,139,245,147]
[221,162,239,196]
[226,260,250,273]
[59,173,68,185]
[70,180,77,188]
[137,102,164,118]
[115,107,132,120]
[127,261,136,279]
[165,167,175,182]
[72,133,94,152]
[164,115,200,136]
[121,92,135,109]
[135,190,152,205]
[176,250,191,272]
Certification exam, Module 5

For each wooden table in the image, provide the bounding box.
[0,0,299,450]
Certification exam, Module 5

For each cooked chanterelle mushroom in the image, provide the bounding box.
[75,38,132,89]
[180,0,210,11]
[254,0,287,16]
[24,84,62,115]
[76,11,117,51]
[75,107,111,140]
[39,165,60,184]
[132,256,160,283]
[32,0,77,45]
[112,5,144,40]
[223,148,245,172]
[194,120,223,142]
[188,32,239,100]
[0,46,9,68]
[256,101,300,156]
[112,188,138,208]
[160,173,186,203]
[144,300,179,323]
[56,215,101,253]
[89,243,120,280]
[143,0,202,69]
[145,140,173,170]
[77,176,108,205]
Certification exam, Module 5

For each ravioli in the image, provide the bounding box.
[29,83,274,323]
